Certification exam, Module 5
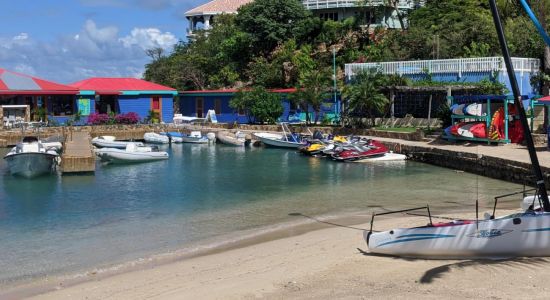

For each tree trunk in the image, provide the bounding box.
[389,0,407,30]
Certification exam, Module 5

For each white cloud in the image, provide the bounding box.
[0,20,179,83]
[83,20,119,44]
[13,33,28,41]
[120,28,177,50]
[14,64,36,75]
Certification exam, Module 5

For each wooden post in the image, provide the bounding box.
[390,90,395,120]
[427,94,433,130]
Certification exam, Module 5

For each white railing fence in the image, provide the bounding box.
[301,0,425,10]
[345,57,541,79]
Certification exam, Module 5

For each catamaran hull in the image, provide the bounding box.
[4,153,57,178]
[366,212,550,258]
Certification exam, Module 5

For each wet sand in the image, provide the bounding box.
[6,211,550,300]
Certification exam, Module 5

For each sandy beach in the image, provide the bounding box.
[1,211,547,300]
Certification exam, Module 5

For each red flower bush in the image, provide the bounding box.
[115,112,140,124]
[87,113,111,125]
[87,112,141,125]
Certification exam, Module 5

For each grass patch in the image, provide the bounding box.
[374,126,417,133]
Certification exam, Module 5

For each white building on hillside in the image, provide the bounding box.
[185,0,425,38]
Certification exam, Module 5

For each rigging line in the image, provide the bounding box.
[518,0,550,47]
[288,212,368,231]
[489,0,550,211]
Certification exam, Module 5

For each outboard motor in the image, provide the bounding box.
[313,130,323,140]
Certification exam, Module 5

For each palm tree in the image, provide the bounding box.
[342,71,389,127]
[290,68,332,125]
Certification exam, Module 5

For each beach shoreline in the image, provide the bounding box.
[0,211,373,299]
[6,209,550,300]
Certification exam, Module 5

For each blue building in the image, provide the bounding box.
[179,88,340,124]
[70,78,178,124]
[345,57,541,97]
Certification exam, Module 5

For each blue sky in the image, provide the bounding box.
[0,0,205,84]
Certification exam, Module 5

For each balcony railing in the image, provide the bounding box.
[345,57,541,79]
[301,0,425,10]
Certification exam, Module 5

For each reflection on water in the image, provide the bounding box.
[0,143,524,286]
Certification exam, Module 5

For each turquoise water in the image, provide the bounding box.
[0,144,523,286]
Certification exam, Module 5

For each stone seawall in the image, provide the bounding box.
[0,124,426,146]
[381,141,548,187]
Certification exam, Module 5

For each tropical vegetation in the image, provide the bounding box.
[143,0,550,126]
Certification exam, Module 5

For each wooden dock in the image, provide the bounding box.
[61,131,95,174]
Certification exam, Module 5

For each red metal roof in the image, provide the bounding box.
[181,88,297,94]
[0,68,78,95]
[69,78,176,93]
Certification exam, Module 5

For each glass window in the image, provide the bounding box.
[51,96,74,116]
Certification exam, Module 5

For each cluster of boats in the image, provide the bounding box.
[253,124,405,162]
[91,130,251,164]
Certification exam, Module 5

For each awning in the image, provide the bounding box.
[538,95,550,101]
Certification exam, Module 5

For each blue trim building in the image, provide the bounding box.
[68,78,178,124]
[180,88,341,124]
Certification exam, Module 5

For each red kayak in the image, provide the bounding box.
[331,140,388,162]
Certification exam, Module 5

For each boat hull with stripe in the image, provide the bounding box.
[366,212,550,258]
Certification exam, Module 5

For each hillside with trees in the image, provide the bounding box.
[143,0,550,124]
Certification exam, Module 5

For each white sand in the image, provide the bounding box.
[5,212,548,300]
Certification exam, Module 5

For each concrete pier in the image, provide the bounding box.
[61,131,95,174]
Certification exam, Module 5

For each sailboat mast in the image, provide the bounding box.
[489,0,550,211]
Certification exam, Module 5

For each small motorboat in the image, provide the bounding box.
[3,136,60,178]
[92,136,144,149]
[181,131,209,144]
[160,132,184,143]
[95,142,169,163]
[144,132,169,144]
[217,131,250,146]
[253,123,310,149]
[254,132,307,148]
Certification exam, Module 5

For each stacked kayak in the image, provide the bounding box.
[448,122,487,139]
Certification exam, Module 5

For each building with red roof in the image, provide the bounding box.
[179,88,340,124]
[0,68,79,125]
[70,78,177,124]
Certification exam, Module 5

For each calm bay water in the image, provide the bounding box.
[0,144,524,286]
